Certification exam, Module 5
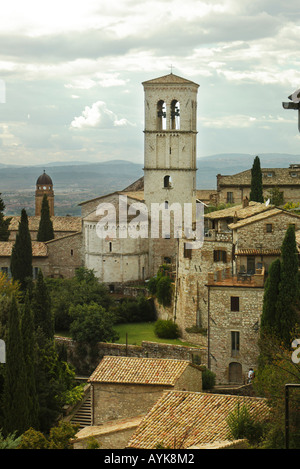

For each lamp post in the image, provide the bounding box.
[282,88,300,133]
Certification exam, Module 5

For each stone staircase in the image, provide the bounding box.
[70,393,92,429]
[64,383,93,429]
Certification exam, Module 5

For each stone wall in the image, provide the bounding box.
[207,285,264,385]
[174,237,233,342]
[55,337,206,376]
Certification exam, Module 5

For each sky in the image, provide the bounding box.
[0,0,300,167]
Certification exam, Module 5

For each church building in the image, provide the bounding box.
[81,73,200,290]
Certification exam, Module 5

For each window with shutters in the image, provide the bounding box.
[213,249,227,263]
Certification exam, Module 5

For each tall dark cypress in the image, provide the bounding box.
[37,194,54,242]
[250,156,264,203]
[260,258,281,335]
[10,209,32,290]
[31,270,54,340]
[21,294,40,430]
[2,295,30,436]
[275,225,299,346]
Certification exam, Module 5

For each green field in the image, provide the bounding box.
[113,322,193,347]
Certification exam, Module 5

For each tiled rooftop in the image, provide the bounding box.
[218,167,300,186]
[228,207,300,229]
[88,356,192,386]
[0,241,48,257]
[127,391,270,449]
[205,201,273,220]
[6,216,82,232]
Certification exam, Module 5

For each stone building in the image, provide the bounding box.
[79,73,201,289]
[217,164,300,205]
[88,356,202,425]
[206,272,265,384]
[173,200,300,383]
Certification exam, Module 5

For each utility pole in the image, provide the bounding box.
[282,88,300,133]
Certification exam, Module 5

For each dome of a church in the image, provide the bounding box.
[36,170,53,185]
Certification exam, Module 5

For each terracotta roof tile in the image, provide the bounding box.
[88,356,191,386]
[6,216,82,232]
[127,391,270,449]
[142,73,199,87]
[205,201,272,220]
[0,241,48,257]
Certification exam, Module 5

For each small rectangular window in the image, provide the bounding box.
[227,192,234,204]
[266,223,273,233]
[184,243,192,259]
[231,296,240,312]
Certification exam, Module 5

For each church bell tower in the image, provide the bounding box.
[142,73,199,273]
[35,170,54,216]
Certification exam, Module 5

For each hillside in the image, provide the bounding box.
[1,153,299,215]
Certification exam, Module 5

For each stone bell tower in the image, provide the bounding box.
[35,170,54,216]
[142,73,199,274]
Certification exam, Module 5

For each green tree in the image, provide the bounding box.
[69,302,119,346]
[275,225,299,346]
[0,194,11,241]
[10,208,32,291]
[31,270,54,340]
[250,156,264,203]
[37,194,54,242]
[20,294,39,430]
[2,296,30,436]
[260,259,281,336]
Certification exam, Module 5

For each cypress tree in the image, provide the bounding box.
[250,156,264,203]
[31,270,54,340]
[10,209,32,291]
[0,193,11,241]
[37,194,54,242]
[260,258,281,335]
[2,295,30,436]
[20,294,40,430]
[275,225,299,346]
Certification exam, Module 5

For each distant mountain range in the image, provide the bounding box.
[1,153,299,215]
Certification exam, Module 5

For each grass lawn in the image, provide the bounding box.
[114,322,194,347]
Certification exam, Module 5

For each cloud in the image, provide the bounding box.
[70,100,136,129]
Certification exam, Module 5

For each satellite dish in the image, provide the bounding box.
[265,199,270,206]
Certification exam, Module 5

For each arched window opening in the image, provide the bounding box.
[171,100,180,130]
[109,242,112,252]
[163,175,172,188]
[157,100,167,130]
[165,201,169,209]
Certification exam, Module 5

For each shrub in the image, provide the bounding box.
[226,403,265,445]
[156,276,172,306]
[201,367,216,390]
[154,319,180,339]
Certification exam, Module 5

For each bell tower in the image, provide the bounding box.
[142,73,199,273]
[35,170,54,216]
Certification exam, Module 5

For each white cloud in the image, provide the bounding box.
[70,100,136,129]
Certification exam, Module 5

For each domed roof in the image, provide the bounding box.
[36,170,53,185]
